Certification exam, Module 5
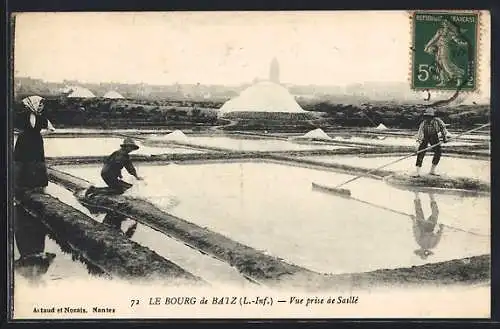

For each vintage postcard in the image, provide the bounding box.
[9,10,491,320]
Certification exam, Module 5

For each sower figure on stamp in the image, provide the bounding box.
[413,108,449,177]
[14,96,56,201]
[424,19,469,88]
[85,138,143,197]
[412,192,444,260]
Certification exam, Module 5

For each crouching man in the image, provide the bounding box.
[85,138,143,197]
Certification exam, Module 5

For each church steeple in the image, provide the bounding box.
[270,57,280,83]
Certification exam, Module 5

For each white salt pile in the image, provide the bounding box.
[375,123,388,130]
[149,130,188,142]
[219,81,307,113]
[293,128,333,141]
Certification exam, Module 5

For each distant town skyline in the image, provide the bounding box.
[13,11,490,99]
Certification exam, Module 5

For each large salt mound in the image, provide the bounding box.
[294,128,333,141]
[219,81,307,113]
[375,123,388,130]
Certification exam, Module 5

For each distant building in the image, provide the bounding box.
[270,57,280,83]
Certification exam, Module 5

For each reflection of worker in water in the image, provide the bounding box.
[14,205,56,282]
[412,192,444,259]
[84,138,143,197]
[102,212,137,239]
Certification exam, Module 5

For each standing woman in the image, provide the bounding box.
[14,96,56,195]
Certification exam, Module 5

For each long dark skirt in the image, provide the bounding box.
[14,161,49,191]
[14,129,48,191]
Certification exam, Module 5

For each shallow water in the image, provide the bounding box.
[147,135,350,152]
[43,137,203,157]
[300,155,490,182]
[331,135,480,147]
[13,208,104,285]
[58,161,490,275]
[52,128,173,134]
[439,133,490,142]
[44,183,253,287]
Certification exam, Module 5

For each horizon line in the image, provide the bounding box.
[14,75,410,88]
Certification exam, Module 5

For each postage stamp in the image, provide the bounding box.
[411,11,479,91]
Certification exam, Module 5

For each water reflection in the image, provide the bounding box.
[411,192,444,259]
[14,205,55,283]
[14,203,108,279]
[102,212,138,239]
[80,203,138,239]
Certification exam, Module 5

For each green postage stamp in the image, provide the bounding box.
[411,11,479,91]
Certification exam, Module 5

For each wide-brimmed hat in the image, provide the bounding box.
[120,138,139,150]
[423,108,436,117]
[22,95,44,114]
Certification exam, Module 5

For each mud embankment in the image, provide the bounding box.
[385,173,490,194]
[305,138,489,152]
[47,151,490,193]
[17,191,203,284]
[281,254,490,291]
[269,155,392,179]
[223,129,490,144]
[45,140,489,170]
[44,146,430,167]
[46,152,262,166]
[271,155,490,193]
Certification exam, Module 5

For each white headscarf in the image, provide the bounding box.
[22,95,44,114]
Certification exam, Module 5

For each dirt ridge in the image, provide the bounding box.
[18,191,203,284]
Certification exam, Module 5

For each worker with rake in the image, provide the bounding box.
[413,108,450,177]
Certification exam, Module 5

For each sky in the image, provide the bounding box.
[13,11,490,94]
